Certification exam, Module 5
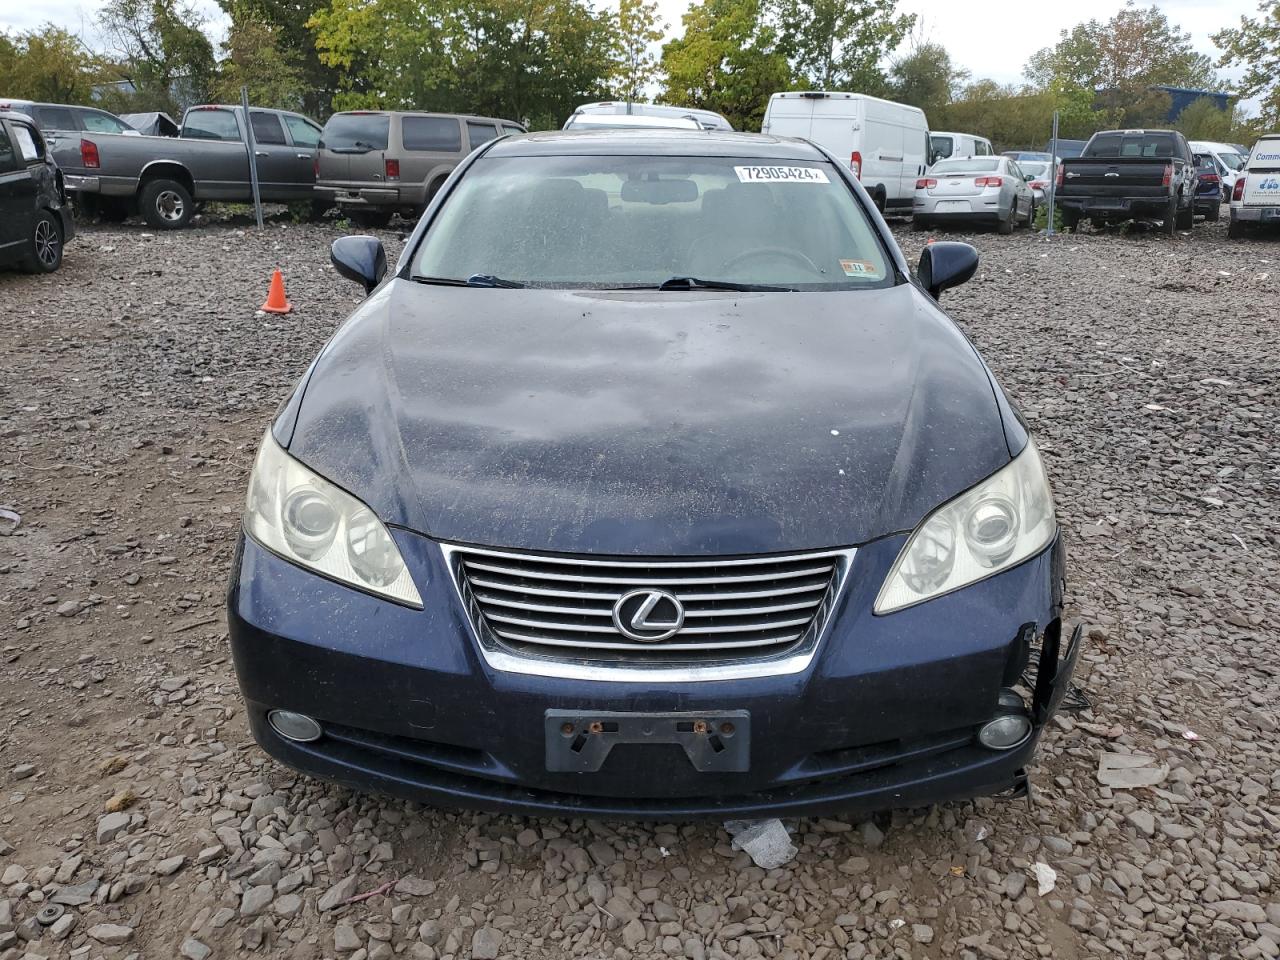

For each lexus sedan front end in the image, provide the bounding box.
[227,129,1079,817]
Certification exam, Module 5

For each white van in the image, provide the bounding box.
[760,91,930,213]
[566,102,734,132]
[1189,140,1247,200]
[930,131,994,161]
[1228,134,1280,238]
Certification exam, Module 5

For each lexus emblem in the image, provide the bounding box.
[612,589,685,642]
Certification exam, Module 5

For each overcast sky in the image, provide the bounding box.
[0,0,1256,99]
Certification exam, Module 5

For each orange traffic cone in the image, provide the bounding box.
[260,268,292,314]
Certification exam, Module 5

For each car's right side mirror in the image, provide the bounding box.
[916,242,979,301]
[331,235,387,294]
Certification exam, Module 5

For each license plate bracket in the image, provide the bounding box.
[544,709,750,773]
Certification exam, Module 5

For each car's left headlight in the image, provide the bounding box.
[243,430,423,607]
[875,440,1056,614]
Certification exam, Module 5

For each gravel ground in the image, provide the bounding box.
[0,213,1277,960]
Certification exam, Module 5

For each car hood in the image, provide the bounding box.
[285,279,1014,555]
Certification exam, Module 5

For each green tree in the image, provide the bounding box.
[888,38,967,117]
[771,0,913,92]
[611,0,665,103]
[659,0,793,131]
[213,14,305,110]
[1025,3,1216,129]
[1214,0,1280,129]
[0,26,105,103]
[98,0,217,112]
[310,0,616,127]
[217,0,338,117]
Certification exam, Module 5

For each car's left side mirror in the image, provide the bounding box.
[917,241,979,301]
[331,235,387,294]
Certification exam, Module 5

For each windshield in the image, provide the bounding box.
[412,155,892,290]
[1218,151,1245,171]
[930,157,1000,174]
[323,113,390,151]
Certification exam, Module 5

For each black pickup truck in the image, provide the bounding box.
[1056,129,1197,236]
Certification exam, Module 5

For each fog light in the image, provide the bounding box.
[978,714,1031,750]
[268,710,322,743]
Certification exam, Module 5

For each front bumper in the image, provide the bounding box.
[228,529,1076,818]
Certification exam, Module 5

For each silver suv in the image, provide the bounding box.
[315,111,525,226]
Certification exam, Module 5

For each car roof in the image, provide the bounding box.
[330,110,522,126]
[486,129,828,160]
[0,110,35,123]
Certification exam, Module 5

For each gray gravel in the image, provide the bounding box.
[0,214,1276,960]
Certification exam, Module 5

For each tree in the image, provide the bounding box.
[216,0,339,117]
[610,0,664,103]
[1025,3,1216,128]
[771,0,914,93]
[0,26,105,103]
[98,0,217,113]
[888,38,967,117]
[213,14,305,110]
[659,0,793,131]
[310,0,616,128]
[1214,0,1280,129]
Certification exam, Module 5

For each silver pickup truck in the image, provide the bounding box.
[0,100,324,228]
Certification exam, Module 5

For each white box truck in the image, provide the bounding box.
[760,91,930,215]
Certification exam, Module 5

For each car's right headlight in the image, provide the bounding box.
[875,440,1056,614]
[243,430,422,607]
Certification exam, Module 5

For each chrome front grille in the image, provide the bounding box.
[447,545,850,661]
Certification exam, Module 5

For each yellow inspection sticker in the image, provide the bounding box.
[839,259,882,278]
[734,165,830,183]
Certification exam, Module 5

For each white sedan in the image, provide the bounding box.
[913,156,1036,234]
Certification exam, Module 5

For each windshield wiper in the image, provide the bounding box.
[615,276,796,292]
[412,274,525,288]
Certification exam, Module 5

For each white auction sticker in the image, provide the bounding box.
[734,165,830,184]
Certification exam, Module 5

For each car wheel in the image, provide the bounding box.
[140,179,194,229]
[20,210,63,274]
[1205,202,1220,222]
[350,208,393,229]
[997,203,1014,235]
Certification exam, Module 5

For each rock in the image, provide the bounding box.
[859,820,885,849]
[622,917,647,949]
[181,938,212,960]
[1125,810,1156,837]
[153,855,185,876]
[96,812,131,844]
[56,600,79,617]
[1210,900,1268,923]
[240,885,274,918]
[318,874,359,911]
[274,894,302,918]
[48,913,76,942]
[10,764,35,781]
[471,927,502,960]
[394,876,435,897]
[0,865,24,885]
[515,828,540,847]
[334,921,362,953]
[87,923,134,945]
[913,924,935,944]
[418,919,441,945]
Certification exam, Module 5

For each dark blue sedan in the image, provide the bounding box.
[227,129,1079,817]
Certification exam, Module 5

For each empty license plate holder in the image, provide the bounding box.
[544,710,750,773]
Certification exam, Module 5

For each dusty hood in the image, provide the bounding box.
[284,279,1013,555]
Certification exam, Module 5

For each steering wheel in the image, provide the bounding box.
[717,246,824,276]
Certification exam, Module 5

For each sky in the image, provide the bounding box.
[0,0,1257,100]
